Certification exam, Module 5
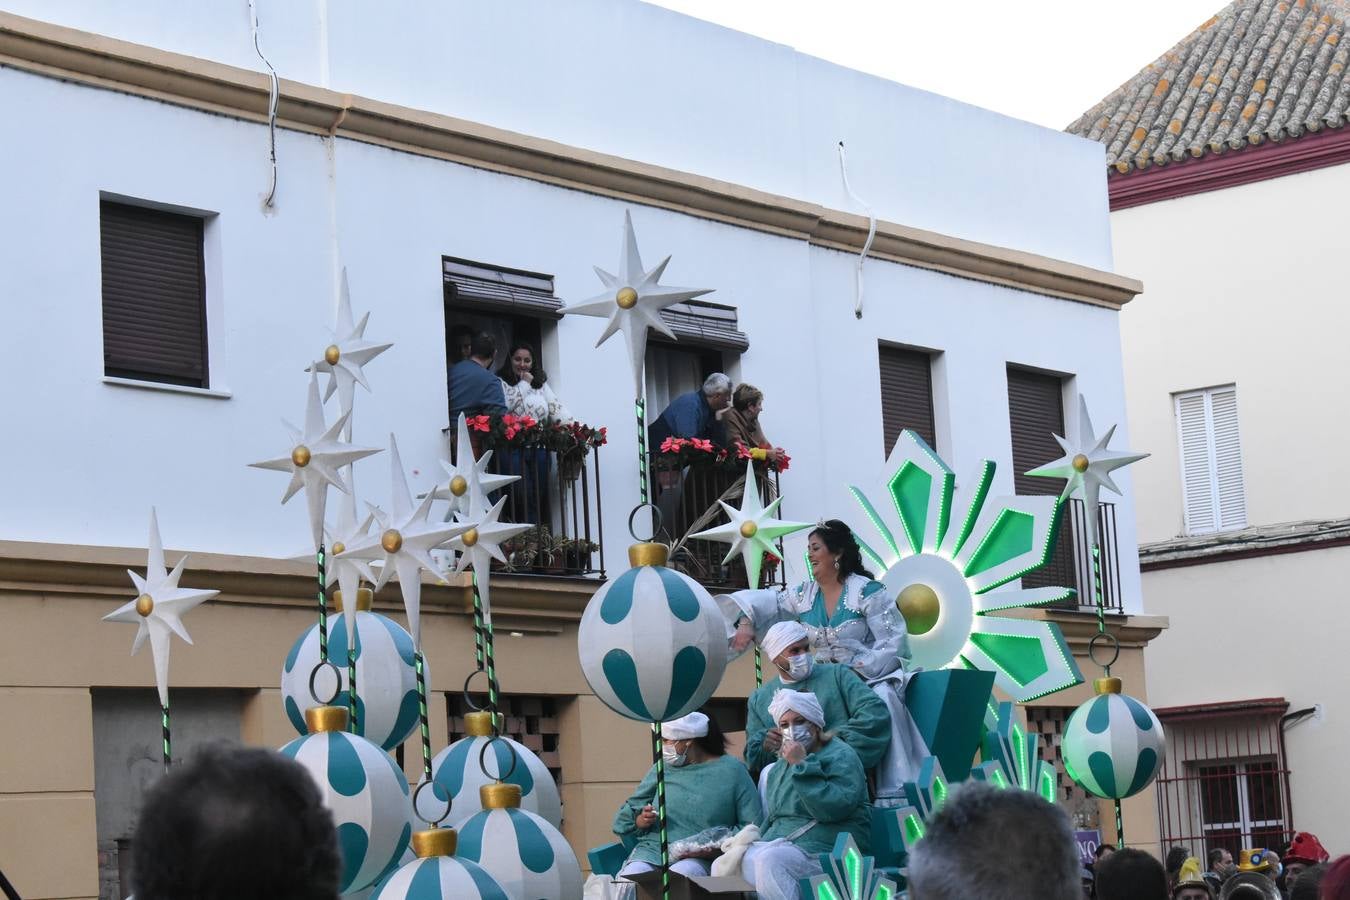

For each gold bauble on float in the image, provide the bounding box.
[449,475,469,497]
[1072,453,1090,473]
[291,445,312,467]
[324,344,341,366]
[381,529,404,554]
[615,286,638,309]
[897,583,941,636]
[739,521,759,539]
[135,594,155,617]
[461,527,479,548]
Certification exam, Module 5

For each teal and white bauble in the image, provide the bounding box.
[281,707,414,895]
[1062,680,1165,800]
[577,543,728,722]
[430,711,562,828]
[371,828,508,900]
[457,784,582,900]
[282,603,421,752]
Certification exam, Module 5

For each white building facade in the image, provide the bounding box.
[0,3,1155,897]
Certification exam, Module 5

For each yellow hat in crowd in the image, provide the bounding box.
[1171,857,1214,898]
[1238,849,1279,874]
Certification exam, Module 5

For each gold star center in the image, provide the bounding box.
[1072,454,1090,473]
[615,287,638,309]
[291,445,312,468]
[739,520,759,539]
[324,344,341,366]
[461,527,479,548]
[381,529,404,554]
[449,475,468,497]
[135,593,155,617]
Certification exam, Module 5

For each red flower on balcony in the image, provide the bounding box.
[468,415,492,433]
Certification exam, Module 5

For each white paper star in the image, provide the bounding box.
[249,372,382,550]
[445,460,531,625]
[423,414,519,519]
[306,268,393,423]
[103,509,219,707]
[325,465,377,605]
[338,435,467,648]
[1025,395,1149,548]
[691,459,812,588]
[561,210,713,396]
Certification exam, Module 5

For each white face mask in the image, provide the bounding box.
[662,743,689,767]
[785,724,815,751]
[784,653,814,682]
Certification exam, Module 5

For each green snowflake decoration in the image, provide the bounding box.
[802,833,900,900]
[968,700,1058,803]
[849,430,1084,701]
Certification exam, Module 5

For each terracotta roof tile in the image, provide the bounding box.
[1068,0,1350,171]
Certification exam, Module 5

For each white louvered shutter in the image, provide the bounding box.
[1209,388,1246,529]
[1174,386,1246,535]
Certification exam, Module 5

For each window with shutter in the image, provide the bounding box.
[878,344,936,453]
[1174,385,1246,535]
[100,201,208,388]
[1007,366,1073,591]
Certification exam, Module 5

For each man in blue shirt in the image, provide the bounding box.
[448,332,507,422]
[648,372,732,448]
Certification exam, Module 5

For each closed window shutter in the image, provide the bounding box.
[1174,386,1245,535]
[878,346,936,453]
[101,202,207,387]
[1007,367,1066,496]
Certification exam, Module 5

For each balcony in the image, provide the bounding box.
[449,417,607,579]
[651,453,790,592]
[1025,498,1122,612]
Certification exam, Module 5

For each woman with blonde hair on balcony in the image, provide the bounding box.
[720,519,929,804]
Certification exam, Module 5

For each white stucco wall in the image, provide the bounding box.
[1113,164,1350,544]
[0,60,1142,608]
[0,0,1114,270]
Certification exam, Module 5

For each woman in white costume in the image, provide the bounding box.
[722,519,928,800]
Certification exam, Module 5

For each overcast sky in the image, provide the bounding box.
[646,0,1225,129]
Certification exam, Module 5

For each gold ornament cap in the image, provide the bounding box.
[897,583,941,636]
[628,542,669,568]
[615,286,638,309]
[449,474,469,497]
[324,344,341,366]
[334,588,374,613]
[135,593,155,617]
[1094,676,1123,695]
[305,705,350,734]
[480,782,522,809]
[411,827,458,858]
[463,710,505,737]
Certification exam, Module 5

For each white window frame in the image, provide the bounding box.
[1192,758,1286,845]
[1174,385,1246,535]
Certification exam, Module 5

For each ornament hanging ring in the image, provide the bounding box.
[1088,631,1121,670]
[627,502,663,543]
[307,660,343,706]
[478,734,519,783]
[462,668,491,712]
[412,777,452,826]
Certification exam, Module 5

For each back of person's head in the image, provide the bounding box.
[1288,862,1327,900]
[470,331,496,361]
[1168,846,1193,876]
[130,743,340,900]
[1097,848,1168,900]
[1322,856,1350,900]
[693,713,728,757]
[702,372,731,396]
[907,782,1080,900]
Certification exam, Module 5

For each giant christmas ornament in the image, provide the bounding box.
[430,710,562,828]
[848,430,1083,702]
[578,542,728,722]
[456,783,582,900]
[561,210,713,395]
[306,267,393,421]
[690,458,811,589]
[281,706,414,895]
[281,589,421,751]
[1061,678,1165,800]
[370,826,508,900]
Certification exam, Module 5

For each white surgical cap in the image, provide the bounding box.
[762,621,809,662]
[767,689,825,729]
[661,712,710,740]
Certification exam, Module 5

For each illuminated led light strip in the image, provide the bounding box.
[933,470,954,553]
[946,460,995,557]
[886,465,925,557]
[850,485,901,560]
[976,585,1075,613]
[855,535,888,573]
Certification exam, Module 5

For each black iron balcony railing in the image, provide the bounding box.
[651,456,788,592]
[1024,498,1122,611]
[448,428,606,579]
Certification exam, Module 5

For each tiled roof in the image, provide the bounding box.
[1067,0,1350,172]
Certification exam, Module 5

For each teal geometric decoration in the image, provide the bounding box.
[901,755,950,819]
[577,561,728,722]
[801,833,899,900]
[968,701,1059,804]
[903,669,994,782]
[1062,688,1166,800]
[851,430,1083,703]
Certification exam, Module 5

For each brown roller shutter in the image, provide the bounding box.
[1007,366,1072,592]
[878,345,936,453]
[101,202,207,388]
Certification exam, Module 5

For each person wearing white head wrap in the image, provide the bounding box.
[613,710,761,887]
[735,691,871,900]
[761,621,809,666]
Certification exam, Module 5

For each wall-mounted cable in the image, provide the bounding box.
[837,141,877,319]
[248,0,280,209]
